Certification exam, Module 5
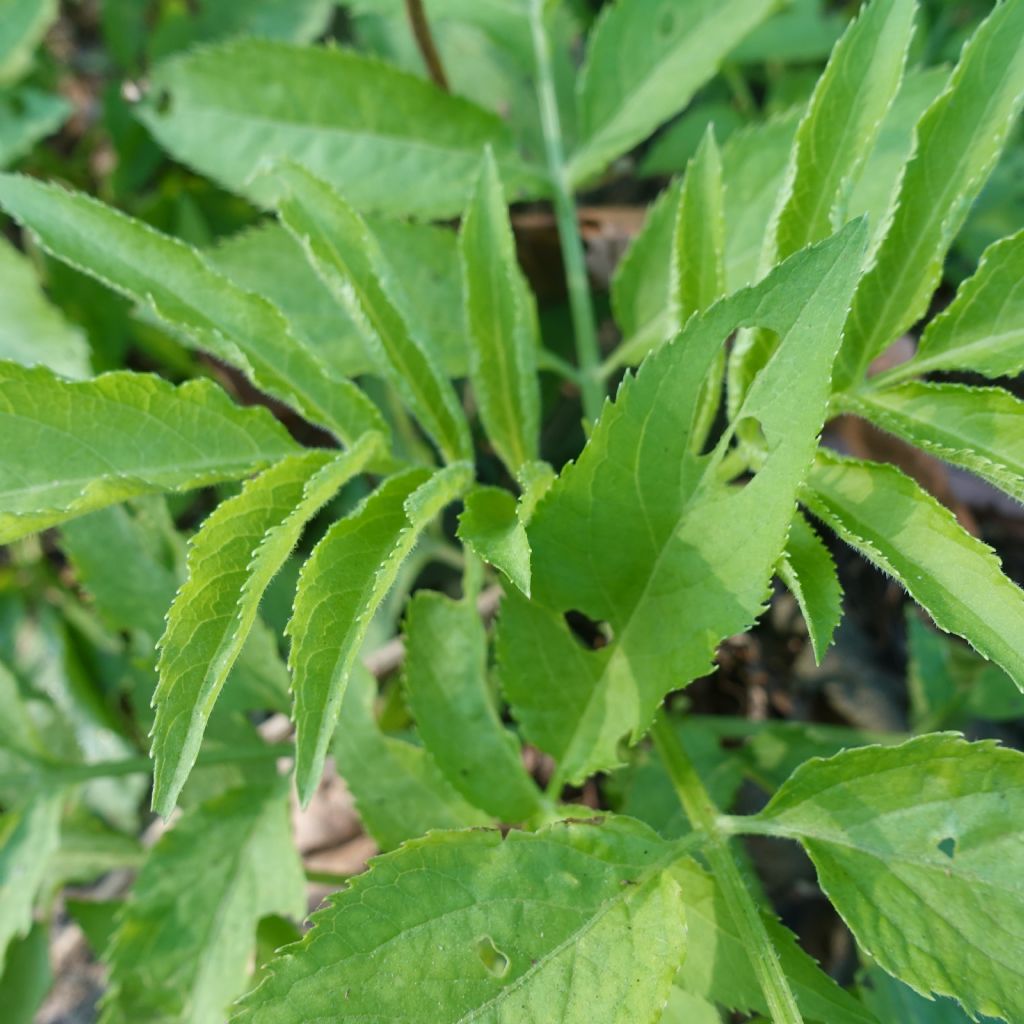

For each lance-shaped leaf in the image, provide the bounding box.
[834,0,1024,390]
[100,783,305,1024]
[289,462,473,805]
[404,592,541,822]
[570,0,777,183]
[269,163,472,465]
[501,222,867,786]
[847,381,1024,504]
[457,485,532,596]
[898,228,1024,381]
[141,39,545,219]
[152,438,380,817]
[859,964,977,1024]
[804,451,1024,693]
[745,734,1024,1021]
[0,363,299,543]
[777,512,843,664]
[0,236,89,378]
[0,0,57,85]
[0,87,69,168]
[334,665,490,850]
[459,149,540,476]
[773,0,915,262]
[0,174,387,447]
[208,217,467,380]
[0,794,61,965]
[671,856,877,1024]
[233,817,686,1024]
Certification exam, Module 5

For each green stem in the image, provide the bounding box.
[651,712,805,1024]
[305,868,353,887]
[528,0,604,422]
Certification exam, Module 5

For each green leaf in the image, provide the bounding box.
[0,174,387,447]
[804,451,1024,694]
[0,363,300,543]
[152,439,380,818]
[0,921,51,1024]
[0,236,89,378]
[0,793,61,965]
[403,591,541,822]
[858,964,980,1023]
[834,0,1024,389]
[234,817,686,1024]
[721,109,802,291]
[747,734,1024,1022]
[609,177,679,362]
[777,511,843,664]
[457,485,532,596]
[848,381,1024,504]
[0,0,57,85]
[208,217,468,379]
[570,0,777,183]
[148,0,334,60]
[901,228,1024,380]
[333,665,490,849]
[670,127,726,326]
[846,67,949,256]
[268,162,472,464]
[459,149,540,475]
[730,0,845,64]
[289,463,473,805]
[773,0,916,262]
[100,783,305,1024]
[671,856,877,1024]
[0,87,69,168]
[502,222,867,786]
[141,39,545,219]
[658,989,721,1024]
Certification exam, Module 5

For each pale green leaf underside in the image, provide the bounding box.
[141,39,546,219]
[505,222,867,786]
[460,149,540,476]
[804,451,1024,694]
[457,485,532,596]
[0,0,57,85]
[778,511,843,664]
[289,463,472,805]
[0,363,299,543]
[908,227,1024,380]
[0,236,89,378]
[233,817,686,1024]
[0,173,387,447]
[0,793,61,965]
[571,0,776,183]
[404,592,541,822]
[835,0,1024,388]
[750,734,1024,1021]
[849,381,1024,504]
[0,87,69,168]
[152,438,380,817]
[333,665,490,850]
[100,783,305,1024]
[269,162,471,464]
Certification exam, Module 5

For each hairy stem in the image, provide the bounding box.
[651,711,805,1024]
[405,0,450,92]
[528,0,604,422]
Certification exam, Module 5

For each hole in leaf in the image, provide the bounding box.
[937,836,956,859]
[475,936,510,979]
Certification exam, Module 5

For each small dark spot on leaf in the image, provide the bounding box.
[658,8,676,36]
[937,836,956,859]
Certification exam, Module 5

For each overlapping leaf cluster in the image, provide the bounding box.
[1,1,1023,1022]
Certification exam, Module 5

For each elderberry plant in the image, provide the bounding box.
[1,0,1024,1022]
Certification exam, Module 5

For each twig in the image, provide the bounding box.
[405,0,450,92]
